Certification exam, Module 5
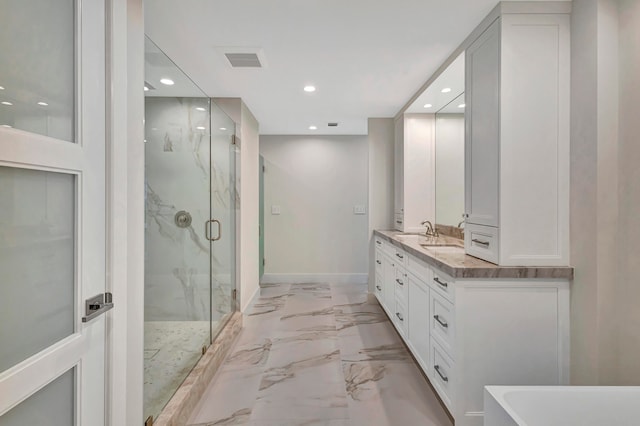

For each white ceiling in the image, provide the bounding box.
[144,0,566,135]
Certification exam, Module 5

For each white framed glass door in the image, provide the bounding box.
[0,0,108,425]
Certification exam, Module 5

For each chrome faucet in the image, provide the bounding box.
[457,219,465,228]
[421,220,439,237]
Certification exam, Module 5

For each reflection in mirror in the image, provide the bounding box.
[435,92,465,233]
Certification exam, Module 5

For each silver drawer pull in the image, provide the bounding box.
[376,285,382,291]
[396,312,404,322]
[434,365,449,382]
[472,238,490,247]
[396,220,403,224]
[395,253,404,259]
[396,278,404,286]
[434,315,448,328]
[434,277,448,288]
[376,260,381,265]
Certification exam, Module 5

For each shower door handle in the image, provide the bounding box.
[205,219,221,241]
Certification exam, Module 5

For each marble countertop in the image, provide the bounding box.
[374,230,574,280]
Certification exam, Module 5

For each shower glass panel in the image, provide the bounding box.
[209,105,237,338]
[143,37,237,421]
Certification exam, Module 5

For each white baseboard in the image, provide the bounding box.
[260,273,368,285]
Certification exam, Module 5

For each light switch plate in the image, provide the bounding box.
[354,205,366,215]
[271,205,281,215]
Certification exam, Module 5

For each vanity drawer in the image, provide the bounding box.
[407,253,431,281]
[393,298,408,338]
[374,248,383,275]
[430,339,455,412]
[374,274,384,301]
[394,268,408,305]
[374,236,395,258]
[394,213,404,231]
[430,290,455,357]
[465,223,499,264]
[430,267,455,304]
[393,247,407,268]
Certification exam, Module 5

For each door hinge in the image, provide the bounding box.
[262,165,266,172]
[232,134,237,145]
[145,416,153,426]
[232,289,237,300]
[263,258,266,266]
[82,292,114,323]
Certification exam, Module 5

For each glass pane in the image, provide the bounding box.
[0,0,75,141]
[0,167,75,373]
[0,368,75,426]
[210,102,237,338]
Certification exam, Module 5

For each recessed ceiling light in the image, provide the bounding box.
[1,101,13,106]
[303,85,316,93]
[441,88,452,93]
[160,78,175,86]
[144,139,147,143]
[309,125,317,130]
[196,107,206,111]
[424,103,433,108]
[196,126,206,130]
[0,86,4,90]
[458,103,466,108]
[219,127,227,131]
[1,124,12,128]
[37,101,48,106]
[144,86,149,92]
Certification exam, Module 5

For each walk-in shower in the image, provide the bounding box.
[143,37,238,421]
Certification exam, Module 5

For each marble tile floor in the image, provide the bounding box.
[144,320,215,421]
[188,283,453,426]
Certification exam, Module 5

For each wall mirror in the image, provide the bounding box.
[405,52,465,234]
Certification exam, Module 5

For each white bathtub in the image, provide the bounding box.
[484,385,640,426]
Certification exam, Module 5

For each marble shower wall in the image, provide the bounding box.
[144,97,234,322]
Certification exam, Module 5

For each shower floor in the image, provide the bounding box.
[144,320,215,421]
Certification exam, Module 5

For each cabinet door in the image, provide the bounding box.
[408,275,430,373]
[465,18,500,227]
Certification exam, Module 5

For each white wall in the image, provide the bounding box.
[260,135,369,284]
[570,0,640,385]
[367,118,395,290]
[435,114,465,227]
[214,98,260,312]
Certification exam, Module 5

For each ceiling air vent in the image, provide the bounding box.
[328,122,338,127]
[225,53,262,68]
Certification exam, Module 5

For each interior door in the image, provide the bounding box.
[0,1,108,424]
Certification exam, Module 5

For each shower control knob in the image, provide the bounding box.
[175,210,193,228]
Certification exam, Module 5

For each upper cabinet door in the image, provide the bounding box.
[465,18,500,228]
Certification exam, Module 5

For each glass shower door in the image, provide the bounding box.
[144,96,212,420]
[209,102,237,338]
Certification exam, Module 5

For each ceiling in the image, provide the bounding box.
[145,0,566,135]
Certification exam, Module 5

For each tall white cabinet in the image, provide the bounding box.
[394,113,435,232]
[464,4,571,266]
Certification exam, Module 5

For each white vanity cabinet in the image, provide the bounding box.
[394,114,435,233]
[464,3,571,266]
[371,234,570,426]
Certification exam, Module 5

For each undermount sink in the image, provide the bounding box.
[419,244,464,252]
